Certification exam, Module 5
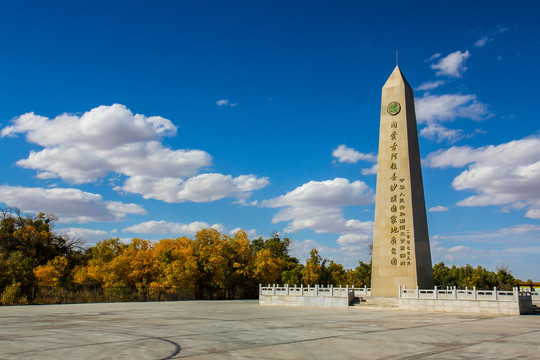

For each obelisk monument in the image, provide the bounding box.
[371,66,434,297]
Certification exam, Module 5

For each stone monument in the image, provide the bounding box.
[371,66,434,297]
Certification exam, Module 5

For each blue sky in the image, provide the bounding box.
[1,1,539,279]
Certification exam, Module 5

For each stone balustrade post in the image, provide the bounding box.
[286,284,289,295]
[346,285,349,298]
[453,286,457,299]
[493,286,498,300]
[473,286,477,300]
[259,284,262,295]
[316,284,319,297]
[300,284,304,295]
[415,285,419,299]
[272,284,276,295]
[330,285,334,297]
[434,286,438,299]
[398,285,402,298]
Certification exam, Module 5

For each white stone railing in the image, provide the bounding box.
[398,286,526,301]
[354,285,372,297]
[259,284,356,298]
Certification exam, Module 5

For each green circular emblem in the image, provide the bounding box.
[387,101,401,116]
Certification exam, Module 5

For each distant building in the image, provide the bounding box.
[517,282,540,292]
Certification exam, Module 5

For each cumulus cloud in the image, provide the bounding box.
[1,104,268,203]
[429,206,449,212]
[415,93,490,143]
[120,173,269,203]
[361,163,378,176]
[262,178,374,254]
[289,239,327,263]
[229,228,257,237]
[331,144,378,175]
[425,135,540,218]
[57,227,111,245]
[123,220,224,235]
[263,178,374,209]
[332,144,376,164]
[0,185,145,223]
[430,50,471,78]
[1,104,211,183]
[416,94,489,124]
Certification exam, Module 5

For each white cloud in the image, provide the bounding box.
[0,185,145,223]
[229,228,257,237]
[332,144,376,164]
[415,93,490,143]
[474,26,507,48]
[420,124,464,144]
[123,220,224,235]
[425,53,441,62]
[263,178,374,209]
[429,206,449,212]
[1,104,176,148]
[361,163,378,175]
[290,239,326,263]
[415,80,445,91]
[1,104,211,183]
[416,94,489,124]
[474,36,490,48]
[57,227,111,245]
[120,173,269,203]
[429,223,540,278]
[2,104,268,204]
[216,99,238,107]
[262,178,374,254]
[425,135,540,217]
[430,50,471,78]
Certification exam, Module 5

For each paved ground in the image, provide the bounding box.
[0,300,539,359]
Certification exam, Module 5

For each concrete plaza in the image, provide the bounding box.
[0,300,538,359]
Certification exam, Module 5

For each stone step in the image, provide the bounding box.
[350,296,399,309]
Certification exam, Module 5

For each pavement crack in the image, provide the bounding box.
[409,328,540,359]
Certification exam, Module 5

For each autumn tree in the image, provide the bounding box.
[153,237,198,289]
[0,208,79,266]
[193,228,255,298]
[252,233,302,285]
[253,248,283,285]
[34,256,70,287]
[302,249,325,285]
[73,238,128,287]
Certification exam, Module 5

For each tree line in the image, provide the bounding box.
[0,208,518,305]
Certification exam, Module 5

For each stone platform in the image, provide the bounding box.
[1,300,539,359]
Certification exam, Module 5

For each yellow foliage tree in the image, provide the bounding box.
[254,248,283,285]
[34,256,69,287]
[302,249,322,285]
[153,237,199,289]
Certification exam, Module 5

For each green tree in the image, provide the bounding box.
[496,265,517,290]
[346,261,371,287]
